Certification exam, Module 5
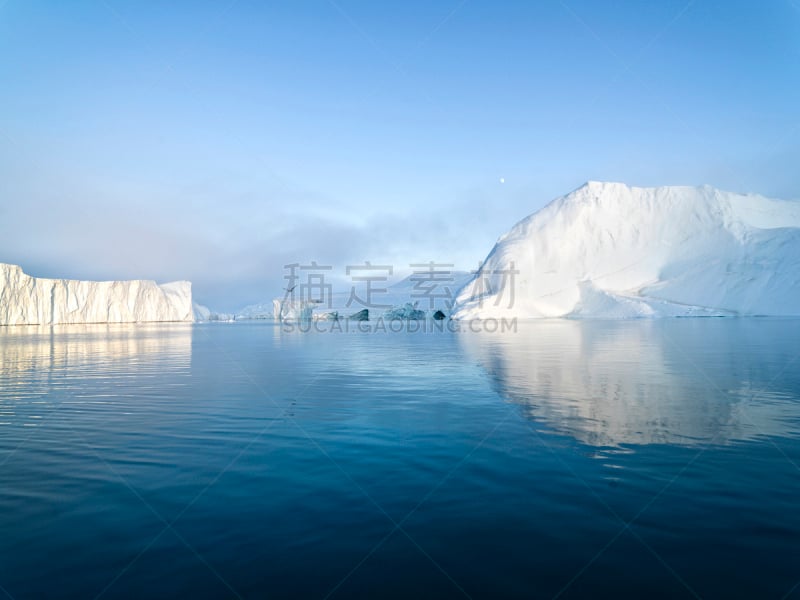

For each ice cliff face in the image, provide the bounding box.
[453,182,800,319]
[0,263,193,325]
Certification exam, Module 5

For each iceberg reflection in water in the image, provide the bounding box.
[0,323,192,429]
[0,323,193,370]
[459,319,800,447]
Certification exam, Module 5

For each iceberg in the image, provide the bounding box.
[312,310,340,321]
[193,303,235,322]
[272,298,316,321]
[383,302,427,320]
[193,302,212,322]
[0,263,193,325]
[235,302,275,320]
[453,182,800,319]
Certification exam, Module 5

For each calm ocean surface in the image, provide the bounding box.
[1,319,799,599]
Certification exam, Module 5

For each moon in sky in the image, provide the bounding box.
[499,177,505,184]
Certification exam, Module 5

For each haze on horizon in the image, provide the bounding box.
[1,0,798,310]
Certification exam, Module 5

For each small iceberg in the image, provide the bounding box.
[272,298,315,321]
[384,302,426,320]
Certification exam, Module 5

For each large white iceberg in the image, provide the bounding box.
[0,263,193,325]
[453,182,800,319]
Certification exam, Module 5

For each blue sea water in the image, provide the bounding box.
[1,319,799,599]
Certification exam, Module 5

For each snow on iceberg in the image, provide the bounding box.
[453,182,800,319]
[0,263,193,325]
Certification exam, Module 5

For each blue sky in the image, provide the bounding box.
[1,0,798,309]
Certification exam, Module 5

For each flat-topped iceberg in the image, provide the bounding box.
[0,263,193,325]
[453,182,800,319]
